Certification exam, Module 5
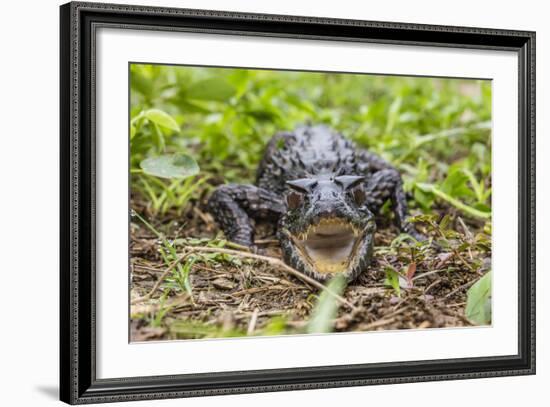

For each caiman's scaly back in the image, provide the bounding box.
[256,125,359,194]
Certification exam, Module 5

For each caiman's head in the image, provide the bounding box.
[278,175,376,282]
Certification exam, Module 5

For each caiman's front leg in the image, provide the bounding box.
[364,168,424,241]
[207,184,286,247]
[356,149,423,240]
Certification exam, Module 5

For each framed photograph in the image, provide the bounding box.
[60,1,535,404]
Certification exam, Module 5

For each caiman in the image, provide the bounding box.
[207,125,422,282]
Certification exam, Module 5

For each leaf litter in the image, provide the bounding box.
[130,196,491,341]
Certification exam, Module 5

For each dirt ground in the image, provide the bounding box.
[130,197,490,342]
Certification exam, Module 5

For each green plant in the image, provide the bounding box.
[466,272,492,325]
[130,64,492,220]
[150,290,172,328]
[384,266,402,297]
[307,275,348,333]
[132,210,195,295]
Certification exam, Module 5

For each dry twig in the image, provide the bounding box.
[444,277,478,299]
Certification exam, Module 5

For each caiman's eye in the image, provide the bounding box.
[334,175,366,206]
[285,178,316,209]
[287,191,304,210]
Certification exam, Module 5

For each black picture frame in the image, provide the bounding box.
[60,1,536,404]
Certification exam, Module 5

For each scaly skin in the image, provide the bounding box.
[207,125,422,282]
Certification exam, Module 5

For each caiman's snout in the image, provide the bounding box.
[280,175,375,282]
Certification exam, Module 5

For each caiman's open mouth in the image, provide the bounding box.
[291,218,363,274]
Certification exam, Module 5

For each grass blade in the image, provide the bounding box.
[307,275,347,334]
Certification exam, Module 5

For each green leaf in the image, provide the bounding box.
[465,272,492,325]
[307,275,347,334]
[140,154,200,179]
[186,78,236,101]
[151,122,166,152]
[390,233,419,248]
[439,214,452,231]
[243,108,281,121]
[130,69,153,97]
[180,257,196,296]
[144,109,180,132]
[179,100,212,114]
[384,267,401,297]
[413,187,434,210]
[440,166,475,199]
[384,97,402,134]
[461,168,488,204]
[416,183,491,219]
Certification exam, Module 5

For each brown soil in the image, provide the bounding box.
[130,198,489,342]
